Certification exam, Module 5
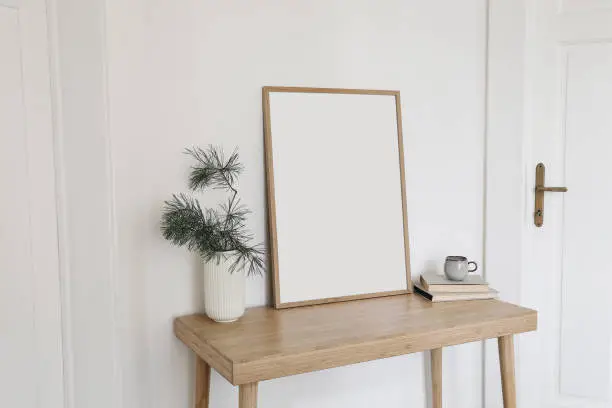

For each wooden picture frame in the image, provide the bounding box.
[263,86,412,309]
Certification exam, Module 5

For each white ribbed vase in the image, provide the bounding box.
[203,252,246,323]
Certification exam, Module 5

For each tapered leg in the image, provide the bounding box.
[431,348,442,408]
[239,383,258,408]
[195,356,211,408]
[498,335,517,408]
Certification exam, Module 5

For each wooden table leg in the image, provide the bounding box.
[239,383,258,408]
[431,348,442,408]
[195,356,211,408]
[498,335,517,408]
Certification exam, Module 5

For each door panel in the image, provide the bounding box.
[523,0,612,406]
[560,44,612,400]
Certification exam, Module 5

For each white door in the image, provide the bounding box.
[521,0,612,406]
[0,0,64,407]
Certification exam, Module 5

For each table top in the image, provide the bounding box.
[174,294,537,385]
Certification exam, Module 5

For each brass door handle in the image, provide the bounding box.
[534,163,568,227]
[536,186,568,193]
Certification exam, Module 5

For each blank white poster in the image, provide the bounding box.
[266,90,409,306]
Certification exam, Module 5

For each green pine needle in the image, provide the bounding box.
[161,146,265,276]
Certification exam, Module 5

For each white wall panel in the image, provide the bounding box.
[559,44,612,399]
[51,0,119,407]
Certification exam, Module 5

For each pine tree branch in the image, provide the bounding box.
[161,146,265,276]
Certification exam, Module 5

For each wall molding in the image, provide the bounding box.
[16,0,66,406]
[484,0,527,406]
[45,0,121,406]
[100,0,124,405]
[45,0,74,406]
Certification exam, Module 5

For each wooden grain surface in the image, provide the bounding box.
[498,335,517,408]
[261,87,280,306]
[195,357,210,408]
[262,86,399,95]
[239,383,258,408]
[431,348,442,408]
[175,317,233,381]
[174,294,536,385]
[394,92,413,293]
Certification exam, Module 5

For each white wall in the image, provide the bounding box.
[54,1,488,407]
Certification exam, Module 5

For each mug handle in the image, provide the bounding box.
[468,261,478,273]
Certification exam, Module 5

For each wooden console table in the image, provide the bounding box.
[174,294,536,408]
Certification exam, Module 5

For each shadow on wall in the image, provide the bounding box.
[192,254,205,311]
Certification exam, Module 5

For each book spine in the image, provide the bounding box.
[414,285,433,301]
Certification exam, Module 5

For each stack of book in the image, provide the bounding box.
[414,272,498,302]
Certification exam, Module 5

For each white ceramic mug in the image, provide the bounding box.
[444,256,478,281]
